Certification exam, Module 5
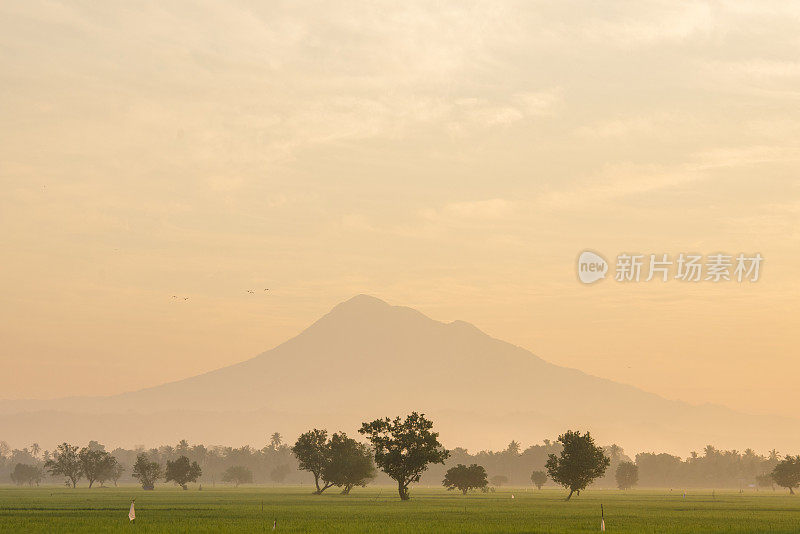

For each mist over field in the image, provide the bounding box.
[1,295,798,459]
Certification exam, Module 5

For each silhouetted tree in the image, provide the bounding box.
[443,464,488,494]
[132,453,162,490]
[165,455,202,490]
[359,412,450,500]
[322,432,376,494]
[79,447,117,488]
[615,461,639,490]
[530,470,548,489]
[771,456,800,495]
[292,429,334,494]
[11,463,43,486]
[270,433,283,449]
[222,465,253,487]
[45,443,82,488]
[635,452,682,487]
[545,430,610,500]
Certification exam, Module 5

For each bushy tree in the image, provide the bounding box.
[615,461,639,490]
[323,432,376,494]
[443,464,488,494]
[132,453,162,490]
[359,412,450,500]
[165,455,202,490]
[79,447,118,488]
[292,429,334,494]
[634,452,682,487]
[45,443,82,488]
[11,463,43,486]
[530,470,548,489]
[222,465,253,487]
[545,430,610,500]
[771,455,800,495]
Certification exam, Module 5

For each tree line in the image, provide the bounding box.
[1,433,296,489]
[3,415,799,498]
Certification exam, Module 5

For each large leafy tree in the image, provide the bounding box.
[359,412,450,500]
[322,432,376,494]
[79,447,118,488]
[771,455,800,495]
[615,461,639,490]
[132,453,162,490]
[530,470,548,490]
[45,443,82,488]
[292,429,334,494]
[545,430,610,500]
[442,464,488,494]
[165,455,202,490]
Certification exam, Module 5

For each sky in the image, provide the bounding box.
[1,1,798,419]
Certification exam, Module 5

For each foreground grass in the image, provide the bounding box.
[0,486,798,533]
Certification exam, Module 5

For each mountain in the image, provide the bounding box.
[1,295,797,454]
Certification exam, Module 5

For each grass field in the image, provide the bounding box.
[0,486,798,533]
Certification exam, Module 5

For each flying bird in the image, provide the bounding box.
[183,297,189,300]
[247,289,255,294]
[264,288,269,291]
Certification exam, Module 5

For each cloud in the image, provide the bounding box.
[533,143,798,210]
[423,199,517,222]
[575,112,690,139]
[206,176,245,192]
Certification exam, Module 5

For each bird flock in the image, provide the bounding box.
[171,289,269,301]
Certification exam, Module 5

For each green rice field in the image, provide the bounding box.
[0,486,798,533]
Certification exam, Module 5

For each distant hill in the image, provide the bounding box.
[1,295,797,454]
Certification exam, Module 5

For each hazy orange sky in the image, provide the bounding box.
[1,2,798,418]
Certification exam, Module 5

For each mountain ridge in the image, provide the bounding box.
[1,294,797,454]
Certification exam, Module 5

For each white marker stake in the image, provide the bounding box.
[128,500,136,522]
[600,504,605,532]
